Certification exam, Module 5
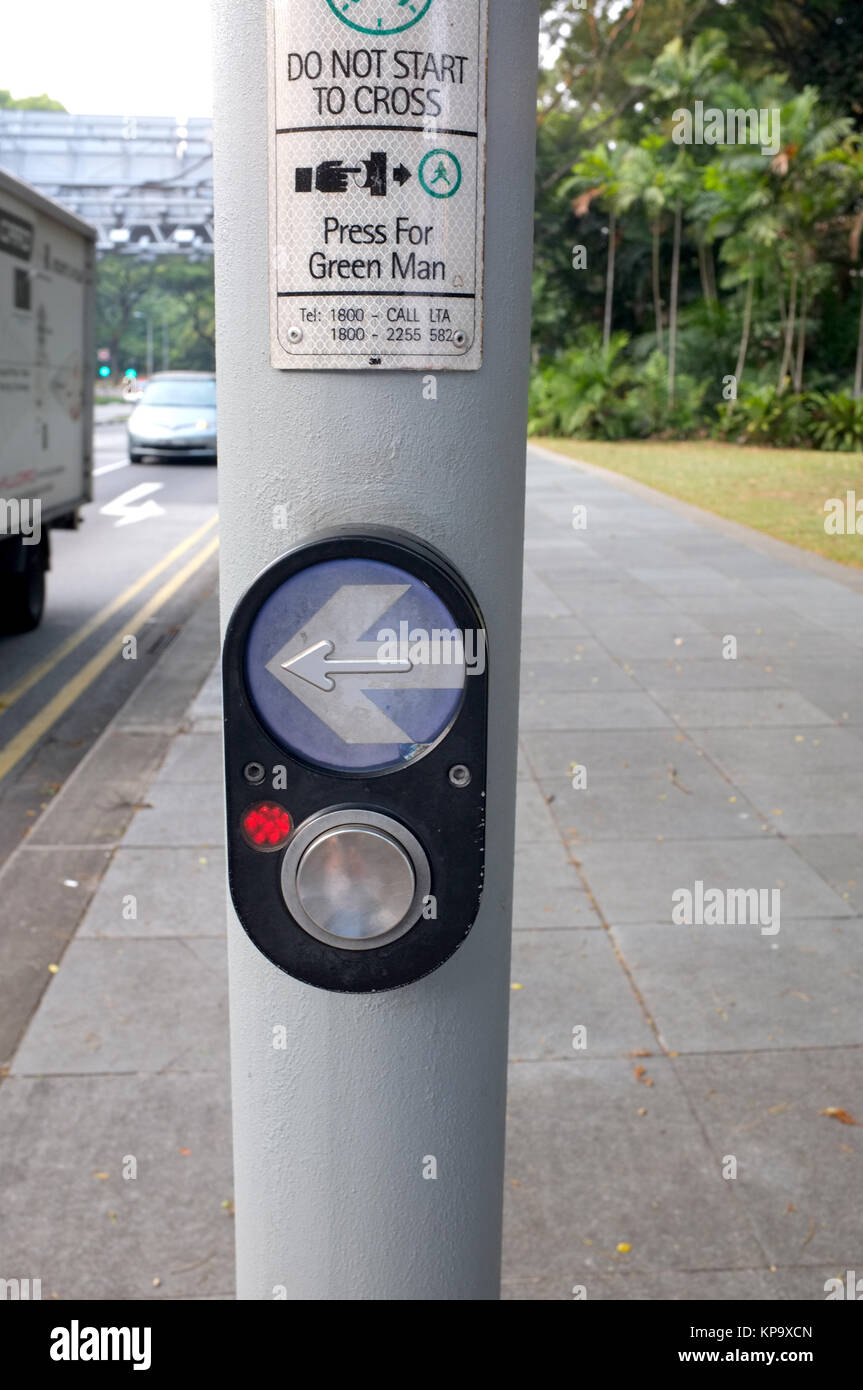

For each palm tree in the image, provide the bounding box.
[817,138,863,398]
[618,136,670,352]
[565,141,631,349]
[768,89,852,394]
[693,151,780,410]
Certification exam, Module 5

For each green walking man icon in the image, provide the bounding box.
[430,161,452,188]
[419,149,462,199]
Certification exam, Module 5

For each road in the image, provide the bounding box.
[0,422,219,862]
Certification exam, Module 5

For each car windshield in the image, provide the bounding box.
[142,380,216,407]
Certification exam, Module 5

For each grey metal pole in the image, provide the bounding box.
[146,314,154,380]
[162,317,169,372]
[213,0,538,1300]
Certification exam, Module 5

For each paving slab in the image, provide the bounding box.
[78,847,227,938]
[503,1058,766,1281]
[519,690,673,732]
[509,931,655,1059]
[514,779,560,843]
[152,733,223,784]
[788,836,863,915]
[11,938,228,1076]
[612,919,863,1053]
[674,1050,863,1269]
[625,656,788,691]
[502,1269,794,1300]
[649,689,834,729]
[520,726,706,780]
[723,772,863,836]
[0,1074,234,1300]
[123,781,224,848]
[513,842,601,930]
[572,837,853,923]
[541,764,763,844]
[692,727,863,783]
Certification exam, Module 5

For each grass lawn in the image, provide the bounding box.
[531,438,863,571]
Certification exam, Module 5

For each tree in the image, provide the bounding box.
[817,138,863,396]
[565,141,631,348]
[0,90,66,111]
[768,89,852,393]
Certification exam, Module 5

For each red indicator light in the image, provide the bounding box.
[242,802,292,852]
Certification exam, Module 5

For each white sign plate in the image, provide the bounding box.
[267,0,488,371]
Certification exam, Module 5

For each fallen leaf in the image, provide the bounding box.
[820,1107,861,1126]
[616,1242,631,1253]
[511,983,523,991]
[152,1277,161,1288]
[178,1147,191,1156]
[48,964,59,974]
[92,1172,109,1180]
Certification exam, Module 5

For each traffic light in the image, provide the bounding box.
[124,368,138,380]
[98,366,111,378]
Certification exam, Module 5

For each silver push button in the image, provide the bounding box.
[296,825,415,940]
[281,809,432,951]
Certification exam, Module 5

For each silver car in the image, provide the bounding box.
[128,372,217,463]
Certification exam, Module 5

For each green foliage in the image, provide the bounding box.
[728,386,811,448]
[807,392,863,452]
[626,351,707,438]
[0,89,66,111]
[95,255,215,378]
[534,4,863,452]
[528,334,634,439]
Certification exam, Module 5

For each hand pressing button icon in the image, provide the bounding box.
[295,161,364,193]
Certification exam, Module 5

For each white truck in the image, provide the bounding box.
[0,167,95,631]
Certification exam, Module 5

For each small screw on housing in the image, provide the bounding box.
[449,764,471,788]
[287,326,303,344]
[244,761,266,786]
[453,331,468,349]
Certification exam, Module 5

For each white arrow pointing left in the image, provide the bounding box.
[100,482,165,528]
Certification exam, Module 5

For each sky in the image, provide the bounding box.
[4,0,214,117]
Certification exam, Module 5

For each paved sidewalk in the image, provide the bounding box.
[2,446,862,1300]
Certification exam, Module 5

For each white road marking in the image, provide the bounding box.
[93,458,130,477]
[100,482,166,527]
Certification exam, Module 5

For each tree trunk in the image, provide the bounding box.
[651,223,664,352]
[603,205,617,350]
[728,264,755,417]
[855,282,863,399]
[706,242,718,303]
[777,266,798,395]
[793,280,809,394]
[697,237,711,303]
[668,202,682,409]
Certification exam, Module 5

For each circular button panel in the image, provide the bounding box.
[281,810,432,952]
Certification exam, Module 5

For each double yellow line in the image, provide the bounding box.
[0,516,219,786]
